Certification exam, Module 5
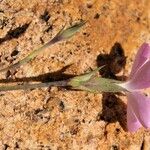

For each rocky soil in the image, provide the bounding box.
[0,0,150,149]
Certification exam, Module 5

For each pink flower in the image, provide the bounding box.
[118,43,150,132]
[68,42,150,132]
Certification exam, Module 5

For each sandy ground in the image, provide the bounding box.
[0,0,150,149]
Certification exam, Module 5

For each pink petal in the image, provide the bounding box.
[127,103,142,132]
[127,92,150,129]
[130,43,150,78]
[124,60,150,90]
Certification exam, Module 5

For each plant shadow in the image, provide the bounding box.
[96,42,127,131]
[0,23,30,45]
[0,65,75,84]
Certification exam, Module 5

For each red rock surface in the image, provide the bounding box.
[0,0,150,149]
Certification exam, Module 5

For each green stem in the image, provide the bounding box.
[0,37,59,73]
[0,80,68,91]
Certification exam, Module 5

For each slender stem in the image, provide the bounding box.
[0,37,59,73]
[0,80,68,91]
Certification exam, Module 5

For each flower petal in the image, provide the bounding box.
[127,91,150,129]
[130,43,150,78]
[123,60,150,90]
[127,102,142,132]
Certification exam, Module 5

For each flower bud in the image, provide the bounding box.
[56,21,86,40]
[68,67,126,93]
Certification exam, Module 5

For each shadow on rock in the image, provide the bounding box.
[0,64,75,83]
[0,23,30,45]
[96,42,127,131]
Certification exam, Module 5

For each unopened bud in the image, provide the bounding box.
[56,21,86,40]
[68,67,126,93]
